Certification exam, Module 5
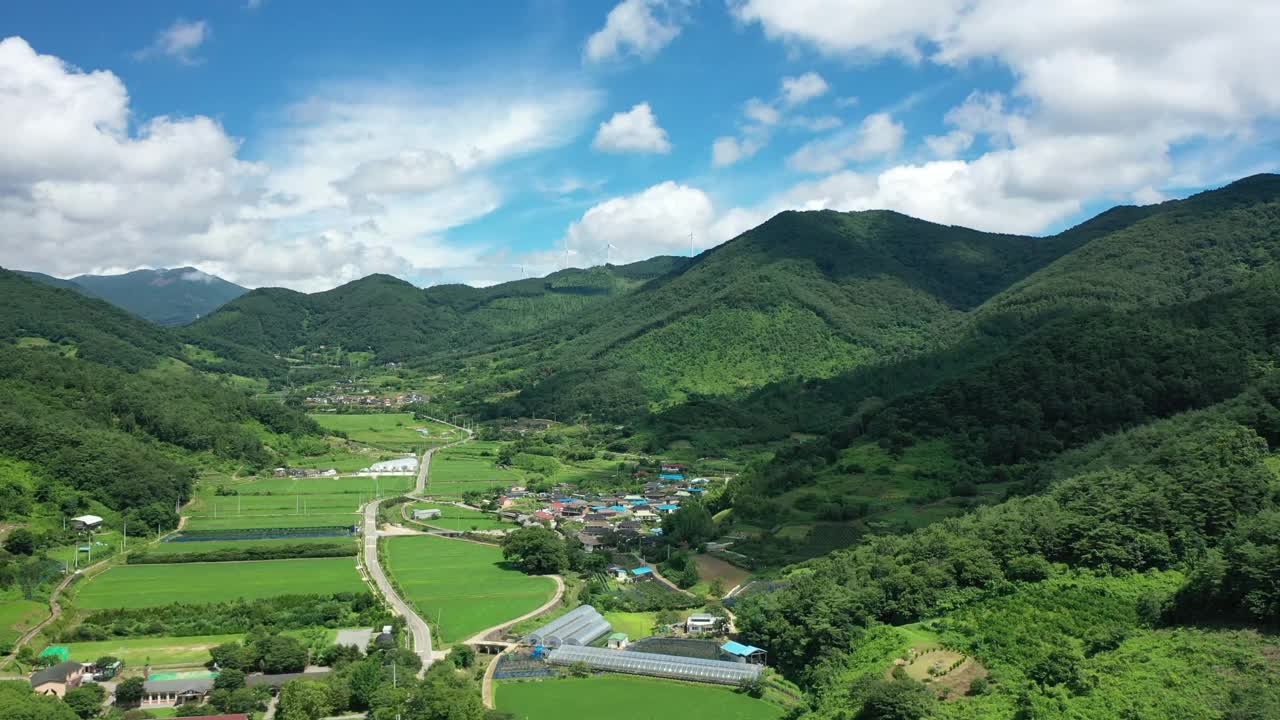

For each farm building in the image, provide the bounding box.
[367,456,419,473]
[71,515,103,531]
[685,613,721,633]
[545,646,763,686]
[141,677,215,708]
[29,661,84,697]
[413,508,442,520]
[523,604,612,647]
[631,567,654,581]
[721,641,767,665]
[608,632,630,649]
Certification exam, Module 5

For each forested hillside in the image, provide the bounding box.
[18,266,248,326]
[487,210,1087,419]
[0,270,322,531]
[184,258,689,365]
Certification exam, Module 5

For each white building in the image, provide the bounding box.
[70,515,103,531]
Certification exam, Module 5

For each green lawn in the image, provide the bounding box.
[383,534,556,644]
[310,413,461,451]
[0,599,47,645]
[496,675,782,720]
[409,503,510,531]
[145,536,355,556]
[72,558,364,609]
[182,511,361,531]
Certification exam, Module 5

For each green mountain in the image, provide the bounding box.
[0,269,321,529]
[485,208,1093,420]
[17,267,248,326]
[185,257,690,363]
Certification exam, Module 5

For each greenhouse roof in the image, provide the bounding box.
[546,646,762,685]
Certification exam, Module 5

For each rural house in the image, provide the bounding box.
[29,661,84,697]
[71,515,103,531]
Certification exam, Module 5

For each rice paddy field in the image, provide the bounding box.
[495,675,783,720]
[181,511,361,531]
[602,611,659,640]
[310,413,462,451]
[72,557,365,609]
[427,441,526,497]
[408,502,510,531]
[382,534,556,644]
[145,535,355,556]
[200,473,416,497]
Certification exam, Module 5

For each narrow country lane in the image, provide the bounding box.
[357,418,472,676]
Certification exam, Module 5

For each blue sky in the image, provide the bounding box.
[1,1,1277,290]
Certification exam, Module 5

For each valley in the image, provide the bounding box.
[2,176,1279,720]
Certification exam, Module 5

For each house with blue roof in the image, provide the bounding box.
[631,567,654,581]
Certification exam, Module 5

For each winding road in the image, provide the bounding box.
[357,419,471,676]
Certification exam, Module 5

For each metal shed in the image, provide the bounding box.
[545,646,763,685]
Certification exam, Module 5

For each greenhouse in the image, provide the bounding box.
[545,646,764,686]
[523,604,610,647]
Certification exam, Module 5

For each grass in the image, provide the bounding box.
[383,534,556,645]
[72,557,364,609]
[0,599,47,646]
[428,442,527,494]
[144,536,355,555]
[310,413,461,451]
[495,675,783,720]
[202,474,415,496]
[188,492,378,516]
[602,611,659,640]
[182,511,361,531]
[55,628,339,668]
[409,502,510,531]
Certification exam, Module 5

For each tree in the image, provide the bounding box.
[856,678,935,720]
[449,643,475,669]
[213,667,245,691]
[208,641,250,671]
[92,656,119,671]
[3,528,36,556]
[64,683,106,719]
[115,676,144,707]
[500,527,567,574]
[278,679,333,720]
[0,681,78,720]
[253,634,308,674]
[661,501,716,546]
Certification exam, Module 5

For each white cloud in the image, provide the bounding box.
[561,181,715,264]
[792,114,842,132]
[585,0,686,64]
[711,136,764,167]
[780,72,829,106]
[924,130,973,158]
[730,0,961,61]
[136,19,209,64]
[592,102,672,154]
[787,112,905,172]
[0,36,601,291]
[743,97,781,126]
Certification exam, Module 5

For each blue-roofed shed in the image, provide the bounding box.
[721,641,767,665]
[688,487,705,493]
[631,567,654,577]
[655,504,679,511]
[659,473,685,481]
[610,505,629,512]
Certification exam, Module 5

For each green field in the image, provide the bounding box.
[182,511,362,531]
[72,558,364,609]
[200,474,415,496]
[427,442,526,496]
[188,492,378,516]
[0,599,47,645]
[602,611,659,640]
[409,502,510,531]
[56,628,339,668]
[145,536,355,555]
[496,675,782,720]
[311,413,461,451]
[383,534,556,644]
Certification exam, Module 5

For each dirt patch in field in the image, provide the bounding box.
[692,554,752,590]
[889,646,989,700]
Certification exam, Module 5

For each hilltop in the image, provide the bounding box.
[16,266,248,326]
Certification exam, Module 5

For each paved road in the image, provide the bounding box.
[358,420,473,676]
[362,498,434,675]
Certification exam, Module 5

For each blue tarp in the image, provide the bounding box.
[659,473,685,481]
[631,567,654,576]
